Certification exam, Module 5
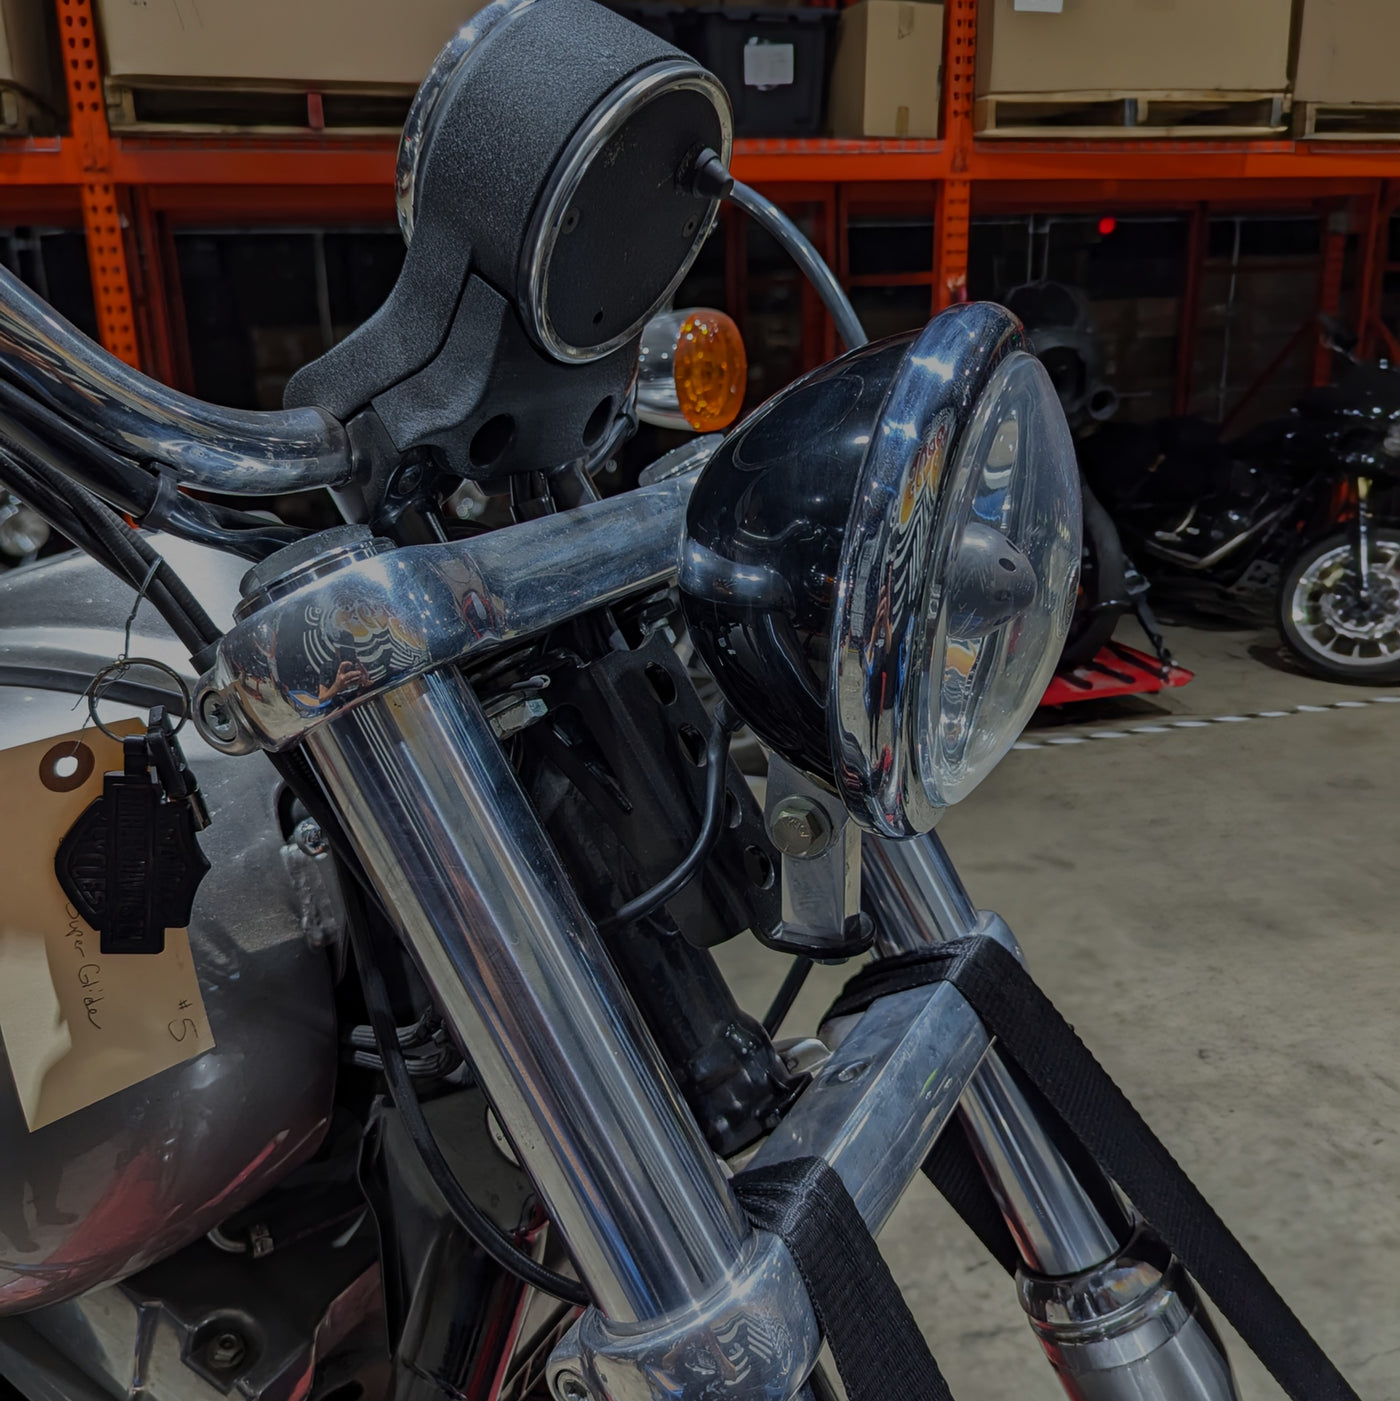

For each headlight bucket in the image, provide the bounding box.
[680,302,1081,837]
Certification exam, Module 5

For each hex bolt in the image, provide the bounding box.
[394,461,425,496]
[292,817,328,858]
[202,1330,247,1372]
[555,1372,592,1401]
[768,797,833,859]
[197,691,239,743]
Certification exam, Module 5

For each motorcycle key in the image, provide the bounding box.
[55,708,212,955]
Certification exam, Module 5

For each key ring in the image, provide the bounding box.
[85,658,192,742]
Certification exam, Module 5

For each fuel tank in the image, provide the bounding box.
[0,539,340,1313]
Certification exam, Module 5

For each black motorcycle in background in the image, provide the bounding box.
[1010,278,1400,685]
[1078,315,1400,683]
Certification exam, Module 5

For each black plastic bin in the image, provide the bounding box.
[612,5,837,137]
[691,8,836,137]
[610,3,696,49]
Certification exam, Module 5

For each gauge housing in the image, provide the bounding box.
[285,0,731,487]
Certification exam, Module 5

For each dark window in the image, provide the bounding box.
[174,228,403,409]
[848,218,934,278]
[0,229,99,340]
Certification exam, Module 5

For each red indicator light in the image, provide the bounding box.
[1098,216,1117,236]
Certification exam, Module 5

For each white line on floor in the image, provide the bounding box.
[1013,693,1400,751]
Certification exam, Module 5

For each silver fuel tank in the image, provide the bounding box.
[0,539,339,1313]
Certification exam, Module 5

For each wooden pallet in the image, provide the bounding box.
[975,90,1289,139]
[105,76,415,135]
[1294,101,1400,140]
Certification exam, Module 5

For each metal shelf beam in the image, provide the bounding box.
[3,0,1399,377]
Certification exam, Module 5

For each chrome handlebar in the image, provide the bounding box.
[0,265,354,496]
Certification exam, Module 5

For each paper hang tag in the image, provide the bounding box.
[743,40,794,89]
[0,722,214,1132]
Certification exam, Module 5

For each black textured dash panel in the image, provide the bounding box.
[370,274,639,480]
[285,0,682,422]
[422,0,684,296]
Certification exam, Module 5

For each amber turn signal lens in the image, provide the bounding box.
[636,307,747,433]
[673,310,746,431]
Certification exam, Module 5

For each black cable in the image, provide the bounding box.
[0,419,220,652]
[0,376,305,561]
[265,748,592,1307]
[762,957,813,1037]
[690,150,868,354]
[597,700,740,934]
[0,442,108,556]
[0,373,156,515]
[346,875,592,1307]
[0,444,204,651]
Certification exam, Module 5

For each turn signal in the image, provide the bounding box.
[637,308,747,432]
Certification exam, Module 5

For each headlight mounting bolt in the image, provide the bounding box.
[769,796,834,860]
[555,1373,593,1401]
[202,1329,248,1373]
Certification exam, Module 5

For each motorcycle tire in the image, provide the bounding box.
[1059,478,1129,671]
[1278,527,1400,683]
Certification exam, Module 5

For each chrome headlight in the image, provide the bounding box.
[679,302,1081,837]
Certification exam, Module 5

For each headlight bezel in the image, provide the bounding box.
[680,301,1081,839]
[827,304,1028,835]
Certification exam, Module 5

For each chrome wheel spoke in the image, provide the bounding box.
[1290,538,1400,667]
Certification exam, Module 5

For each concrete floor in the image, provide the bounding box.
[715,615,1400,1400]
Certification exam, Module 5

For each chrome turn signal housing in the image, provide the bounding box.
[679,302,1081,838]
[637,308,747,432]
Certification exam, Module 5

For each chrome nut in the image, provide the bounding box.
[768,797,833,859]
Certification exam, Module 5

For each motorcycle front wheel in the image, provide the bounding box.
[1278,528,1400,682]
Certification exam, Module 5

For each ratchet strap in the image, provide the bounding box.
[734,1157,954,1401]
[827,937,1362,1401]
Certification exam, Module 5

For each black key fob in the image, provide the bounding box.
[55,725,212,955]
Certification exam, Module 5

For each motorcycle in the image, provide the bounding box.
[0,6,1366,1401]
[1078,315,1400,683]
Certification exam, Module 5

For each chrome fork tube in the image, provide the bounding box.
[307,667,749,1323]
[863,834,1122,1275]
[864,834,1239,1401]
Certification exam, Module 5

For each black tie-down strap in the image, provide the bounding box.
[921,1115,1021,1275]
[734,1158,954,1401]
[828,937,1362,1401]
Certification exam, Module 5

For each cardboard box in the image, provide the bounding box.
[94,0,483,86]
[976,0,1291,95]
[1295,0,1400,105]
[829,0,943,138]
[0,0,63,132]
